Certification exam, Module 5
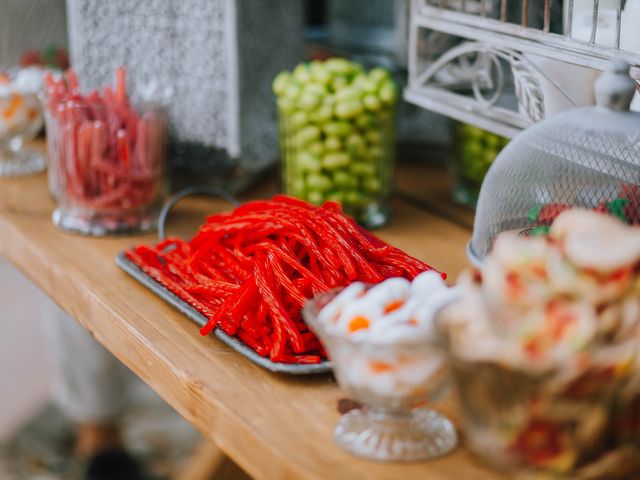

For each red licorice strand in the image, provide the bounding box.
[217,317,236,336]
[126,250,217,319]
[253,254,305,354]
[77,123,92,195]
[326,208,387,249]
[232,199,290,215]
[66,69,80,94]
[187,283,239,296]
[199,276,259,336]
[186,236,221,266]
[199,291,238,336]
[240,200,379,283]
[202,211,233,226]
[291,277,310,295]
[164,260,195,283]
[270,194,312,209]
[308,254,322,277]
[229,278,260,332]
[322,267,344,289]
[184,263,228,288]
[215,248,250,283]
[193,250,232,280]
[319,205,378,252]
[115,66,127,104]
[155,238,190,255]
[129,246,164,270]
[241,315,264,338]
[256,300,268,326]
[279,207,359,281]
[190,294,226,316]
[222,221,320,256]
[260,333,273,352]
[200,218,281,236]
[80,183,128,208]
[382,250,441,279]
[269,310,286,359]
[301,331,317,344]
[226,242,253,266]
[230,227,328,278]
[304,339,323,352]
[237,330,269,357]
[198,258,237,284]
[201,213,320,253]
[374,262,405,278]
[276,354,322,365]
[277,237,297,259]
[243,241,327,292]
[363,244,433,275]
[265,251,308,308]
[117,129,130,169]
[229,232,247,256]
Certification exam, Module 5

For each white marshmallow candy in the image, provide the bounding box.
[317,281,365,326]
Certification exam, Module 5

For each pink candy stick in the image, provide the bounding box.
[135,117,147,175]
[66,69,80,95]
[115,67,126,106]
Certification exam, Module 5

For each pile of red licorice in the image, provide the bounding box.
[126,196,444,364]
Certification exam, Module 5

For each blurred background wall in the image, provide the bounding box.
[0,0,68,66]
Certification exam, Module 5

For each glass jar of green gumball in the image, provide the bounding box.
[452,123,509,208]
[274,58,397,229]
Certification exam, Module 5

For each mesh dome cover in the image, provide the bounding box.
[469,106,640,263]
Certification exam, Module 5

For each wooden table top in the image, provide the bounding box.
[0,155,501,479]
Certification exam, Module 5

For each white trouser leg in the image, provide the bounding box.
[44,306,131,423]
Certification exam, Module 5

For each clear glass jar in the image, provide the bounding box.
[276,61,397,229]
[452,123,508,208]
[0,82,45,176]
[44,99,168,235]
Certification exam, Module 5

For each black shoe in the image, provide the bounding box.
[85,449,147,480]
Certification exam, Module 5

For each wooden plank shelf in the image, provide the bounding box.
[0,149,501,480]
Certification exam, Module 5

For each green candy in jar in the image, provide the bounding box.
[274,58,397,229]
[452,122,509,207]
[322,152,350,170]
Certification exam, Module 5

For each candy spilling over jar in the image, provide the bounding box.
[43,68,168,235]
[304,271,458,461]
[273,59,397,229]
[0,67,46,176]
[439,209,640,478]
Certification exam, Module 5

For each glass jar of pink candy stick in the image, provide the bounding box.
[43,68,168,235]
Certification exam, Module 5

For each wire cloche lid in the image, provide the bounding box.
[468,60,640,264]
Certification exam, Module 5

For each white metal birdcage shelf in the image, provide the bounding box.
[406,0,640,137]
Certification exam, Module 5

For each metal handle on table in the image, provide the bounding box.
[158,186,240,240]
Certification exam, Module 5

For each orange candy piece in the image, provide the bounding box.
[383,299,405,314]
[348,316,370,332]
[2,95,24,119]
[369,360,395,373]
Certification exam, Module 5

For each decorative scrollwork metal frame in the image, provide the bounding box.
[405,0,640,137]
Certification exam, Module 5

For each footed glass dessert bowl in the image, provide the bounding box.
[303,275,458,462]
